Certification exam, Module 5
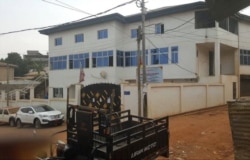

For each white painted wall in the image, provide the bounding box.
[45,9,250,92]
[41,7,250,115]
[239,21,250,50]
[47,11,204,90]
[221,50,235,75]
[122,82,226,118]
[0,77,235,120]
[239,20,250,75]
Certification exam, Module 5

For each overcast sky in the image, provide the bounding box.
[0,0,250,59]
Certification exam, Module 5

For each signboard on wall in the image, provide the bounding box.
[137,66,163,83]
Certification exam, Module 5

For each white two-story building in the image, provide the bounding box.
[39,2,250,116]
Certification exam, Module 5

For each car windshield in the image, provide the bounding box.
[33,105,55,113]
[8,108,19,114]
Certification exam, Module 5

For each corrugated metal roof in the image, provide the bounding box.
[0,62,17,68]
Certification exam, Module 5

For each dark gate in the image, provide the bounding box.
[81,83,121,112]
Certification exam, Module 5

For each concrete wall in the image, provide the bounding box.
[0,84,82,116]
[0,79,235,119]
[122,82,226,118]
[1,83,226,119]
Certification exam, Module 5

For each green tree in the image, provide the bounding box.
[25,57,44,74]
[5,52,29,76]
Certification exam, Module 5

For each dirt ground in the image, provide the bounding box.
[159,105,234,160]
[0,105,234,159]
[52,105,234,160]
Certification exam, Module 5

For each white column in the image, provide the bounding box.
[49,87,53,99]
[1,91,5,101]
[29,87,34,100]
[75,84,83,105]
[15,90,20,101]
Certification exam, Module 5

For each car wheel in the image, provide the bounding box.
[16,119,22,128]
[34,119,41,129]
[9,118,15,127]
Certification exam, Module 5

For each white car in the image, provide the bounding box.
[0,107,19,127]
[16,104,64,128]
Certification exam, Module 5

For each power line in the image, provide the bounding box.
[0,0,137,36]
[41,0,94,16]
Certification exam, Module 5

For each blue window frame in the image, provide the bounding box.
[50,56,67,70]
[240,49,250,65]
[92,50,113,67]
[151,47,168,65]
[125,51,137,67]
[171,46,178,64]
[155,24,164,34]
[131,29,138,38]
[55,37,62,46]
[69,53,89,69]
[124,50,148,67]
[75,34,84,43]
[117,50,124,67]
[98,29,108,39]
[143,50,149,65]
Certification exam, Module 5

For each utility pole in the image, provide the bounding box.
[141,0,147,117]
[6,63,9,106]
[137,26,142,116]
[141,0,146,84]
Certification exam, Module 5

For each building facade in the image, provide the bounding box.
[23,50,49,70]
[0,62,16,82]
[39,2,250,100]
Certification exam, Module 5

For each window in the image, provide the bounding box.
[240,49,250,65]
[98,29,108,39]
[50,56,67,70]
[125,51,138,67]
[155,24,164,34]
[92,50,113,67]
[141,50,149,65]
[219,17,238,35]
[171,46,178,64]
[69,53,89,69]
[75,33,84,43]
[151,47,168,65]
[55,37,62,46]
[195,10,215,29]
[229,18,238,34]
[20,108,29,113]
[131,29,138,38]
[117,50,124,67]
[3,110,8,115]
[209,51,215,76]
[53,88,63,98]
[124,50,148,67]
